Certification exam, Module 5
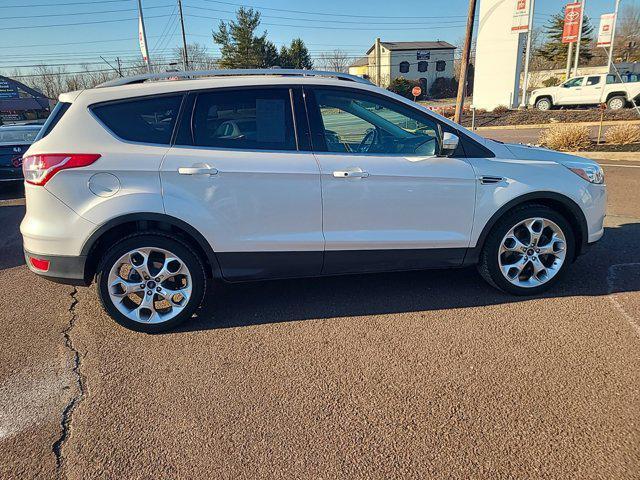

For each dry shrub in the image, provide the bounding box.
[492,105,510,114]
[539,124,591,151]
[604,124,640,145]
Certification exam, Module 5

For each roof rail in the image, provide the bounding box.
[97,68,373,88]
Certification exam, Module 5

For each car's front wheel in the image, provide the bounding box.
[478,205,575,295]
[535,97,552,111]
[97,233,206,332]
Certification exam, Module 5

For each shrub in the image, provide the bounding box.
[492,104,510,114]
[429,77,458,99]
[539,124,591,151]
[542,77,561,87]
[387,77,421,99]
[604,124,640,145]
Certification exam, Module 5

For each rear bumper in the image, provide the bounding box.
[24,249,89,286]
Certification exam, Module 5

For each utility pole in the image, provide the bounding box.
[565,42,573,79]
[454,0,478,124]
[116,57,122,77]
[607,0,621,72]
[573,0,586,75]
[177,0,189,70]
[520,0,536,108]
[137,0,152,73]
[375,37,382,87]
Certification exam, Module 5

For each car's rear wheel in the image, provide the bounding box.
[97,234,205,332]
[535,97,552,111]
[607,96,627,110]
[478,205,575,295]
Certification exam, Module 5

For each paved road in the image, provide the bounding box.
[1,157,639,479]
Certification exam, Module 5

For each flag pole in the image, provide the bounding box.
[137,0,152,73]
[573,0,586,75]
[607,0,621,72]
[520,0,536,108]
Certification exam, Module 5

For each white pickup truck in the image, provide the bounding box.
[529,73,640,110]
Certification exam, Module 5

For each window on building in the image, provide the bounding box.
[399,61,410,73]
[418,61,428,72]
[191,88,296,151]
[586,76,600,86]
[92,95,182,145]
[436,61,446,72]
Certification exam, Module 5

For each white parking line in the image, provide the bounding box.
[607,263,640,337]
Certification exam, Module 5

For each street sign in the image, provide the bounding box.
[562,2,582,44]
[411,86,422,99]
[511,0,531,33]
[597,13,616,47]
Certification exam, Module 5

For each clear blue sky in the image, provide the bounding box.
[0,0,633,76]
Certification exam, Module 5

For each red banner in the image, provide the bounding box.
[562,2,583,43]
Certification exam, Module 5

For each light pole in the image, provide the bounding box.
[607,0,621,72]
[520,0,536,108]
[573,0,586,75]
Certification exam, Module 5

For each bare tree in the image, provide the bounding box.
[318,49,351,73]
[615,3,640,62]
[173,43,218,70]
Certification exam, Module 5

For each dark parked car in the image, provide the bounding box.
[0,125,41,183]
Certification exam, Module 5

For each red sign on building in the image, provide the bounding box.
[562,2,583,43]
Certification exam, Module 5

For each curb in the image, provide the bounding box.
[568,151,640,161]
[473,119,640,131]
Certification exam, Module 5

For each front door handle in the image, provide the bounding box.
[178,163,218,176]
[333,168,369,178]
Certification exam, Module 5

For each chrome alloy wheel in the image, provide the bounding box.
[498,217,567,288]
[107,247,193,324]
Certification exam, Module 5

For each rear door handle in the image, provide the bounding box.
[333,169,369,178]
[178,163,218,176]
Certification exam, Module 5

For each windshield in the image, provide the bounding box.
[0,127,41,145]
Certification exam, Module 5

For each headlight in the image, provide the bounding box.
[565,162,605,184]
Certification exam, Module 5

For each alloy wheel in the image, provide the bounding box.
[498,217,567,288]
[107,247,193,324]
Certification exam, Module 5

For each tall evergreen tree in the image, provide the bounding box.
[536,7,594,66]
[279,39,313,69]
[212,8,279,68]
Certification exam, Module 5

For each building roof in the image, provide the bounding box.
[366,41,456,54]
[349,57,369,68]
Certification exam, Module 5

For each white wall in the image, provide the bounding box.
[473,0,523,110]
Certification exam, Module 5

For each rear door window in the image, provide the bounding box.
[190,88,296,151]
[586,76,600,86]
[92,95,183,145]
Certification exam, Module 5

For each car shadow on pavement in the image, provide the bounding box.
[0,205,26,271]
[176,221,640,333]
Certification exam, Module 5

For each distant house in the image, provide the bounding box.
[351,40,456,91]
[348,57,370,78]
[0,76,51,124]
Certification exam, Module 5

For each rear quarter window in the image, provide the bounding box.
[36,101,70,141]
[91,94,183,145]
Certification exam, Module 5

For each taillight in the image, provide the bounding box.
[22,153,101,186]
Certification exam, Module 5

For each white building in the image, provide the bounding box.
[349,40,456,90]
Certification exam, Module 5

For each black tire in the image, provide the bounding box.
[97,233,206,333]
[607,96,627,110]
[477,204,575,296]
[535,97,552,111]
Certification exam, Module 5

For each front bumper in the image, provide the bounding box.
[24,249,89,286]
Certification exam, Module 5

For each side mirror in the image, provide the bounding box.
[440,132,459,157]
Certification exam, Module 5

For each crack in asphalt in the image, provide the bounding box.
[52,286,85,476]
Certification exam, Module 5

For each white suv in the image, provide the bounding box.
[21,69,606,332]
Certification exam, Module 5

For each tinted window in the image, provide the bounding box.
[436,60,446,72]
[399,61,410,73]
[36,101,70,141]
[0,127,40,144]
[586,76,600,86]
[92,95,182,144]
[313,88,440,156]
[191,88,296,151]
[418,61,428,72]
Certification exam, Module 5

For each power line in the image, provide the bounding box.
[1,4,173,20]
[188,4,470,24]
[187,13,469,30]
[0,13,172,31]
[0,0,131,7]
[199,0,468,19]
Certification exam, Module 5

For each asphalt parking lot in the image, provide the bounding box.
[1,156,639,479]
